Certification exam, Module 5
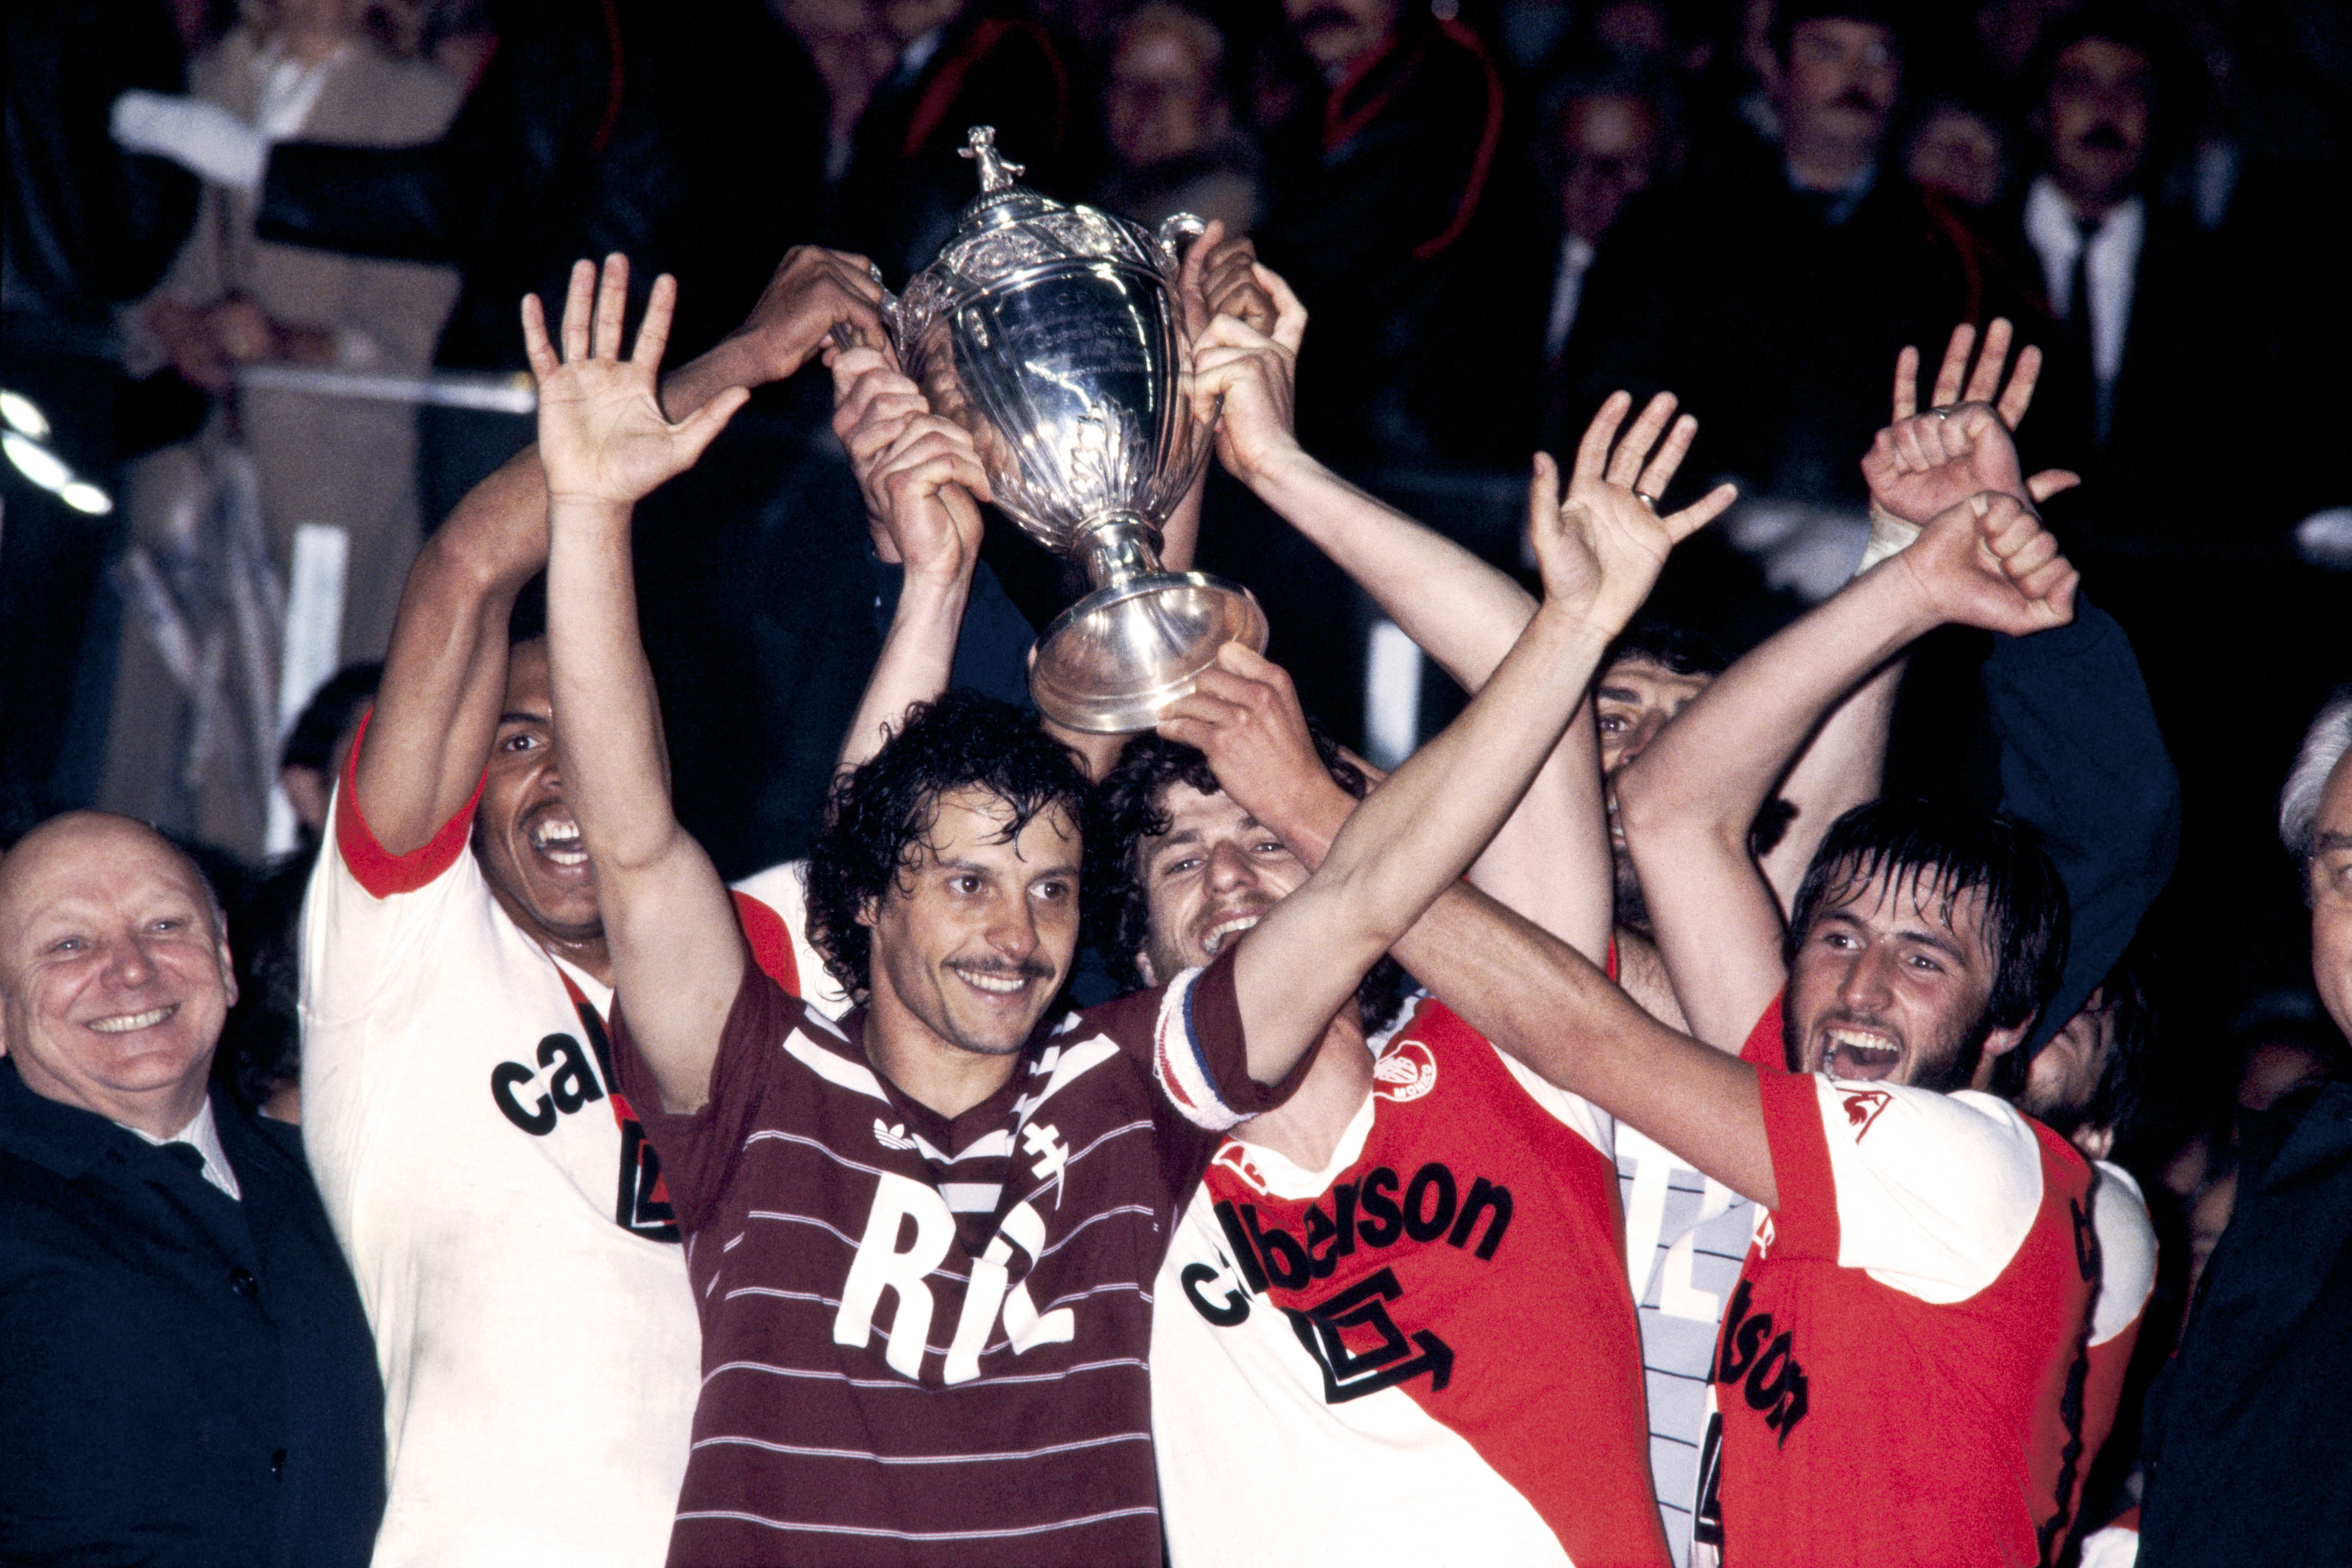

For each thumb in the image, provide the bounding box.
[1525,452,1561,538]
[674,385,750,461]
[2024,469,2081,505]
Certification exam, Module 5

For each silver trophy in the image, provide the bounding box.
[869,126,1269,732]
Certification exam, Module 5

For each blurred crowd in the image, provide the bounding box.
[2,0,2349,1559]
[9,0,2349,1191]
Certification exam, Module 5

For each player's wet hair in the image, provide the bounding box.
[1090,729,1415,1035]
[1602,611,1729,681]
[806,691,1092,1004]
[1785,798,2070,1090]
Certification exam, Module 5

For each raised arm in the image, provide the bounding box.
[1189,268,1733,957]
[827,348,993,773]
[356,247,884,854]
[1215,400,1724,1084]
[1756,320,2077,907]
[1616,489,2082,1049]
[532,257,751,1114]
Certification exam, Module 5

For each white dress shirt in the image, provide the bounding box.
[1545,233,1597,363]
[125,1099,243,1200]
[2024,175,2144,395]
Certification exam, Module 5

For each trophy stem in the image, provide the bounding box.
[1073,515,1165,592]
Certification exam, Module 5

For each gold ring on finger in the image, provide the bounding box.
[1633,491,1659,513]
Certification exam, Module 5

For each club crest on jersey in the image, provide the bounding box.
[1840,1088,1892,1141]
[1371,1039,1438,1103]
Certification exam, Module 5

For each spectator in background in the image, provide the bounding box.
[2002,3,2266,562]
[274,658,379,846]
[1095,3,1259,234]
[831,0,1081,282]
[114,0,832,524]
[101,0,462,865]
[1906,91,2010,208]
[1559,0,2045,508]
[1253,0,1543,468]
[1,0,200,840]
[777,0,898,184]
[1535,70,1671,367]
[2017,7,2182,452]
[2137,690,2352,1566]
[215,659,380,1126]
[0,811,385,1567]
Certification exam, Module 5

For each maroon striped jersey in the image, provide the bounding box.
[610,945,1294,1566]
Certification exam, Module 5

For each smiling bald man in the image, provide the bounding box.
[0,810,384,1568]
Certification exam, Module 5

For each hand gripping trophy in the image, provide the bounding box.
[865,126,1269,732]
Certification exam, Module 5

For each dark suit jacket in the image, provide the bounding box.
[2138,1079,2352,1566]
[0,1060,384,1568]
[1559,143,2048,508]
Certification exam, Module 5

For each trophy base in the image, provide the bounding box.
[1028,572,1270,733]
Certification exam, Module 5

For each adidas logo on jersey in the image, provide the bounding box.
[873,1120,917,1151]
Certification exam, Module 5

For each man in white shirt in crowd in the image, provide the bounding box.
[2020,8,2167,447]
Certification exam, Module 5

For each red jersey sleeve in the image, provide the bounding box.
[1740,991,1787,1069]
[731,889,802,998]
[1755,1061,1845,1261]
[332,706,485,897]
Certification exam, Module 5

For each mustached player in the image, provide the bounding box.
[526,251,1707,1564]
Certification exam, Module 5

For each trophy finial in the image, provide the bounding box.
[959,126,1025,193]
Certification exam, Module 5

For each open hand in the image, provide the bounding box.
[1864,319,2078,524]
[1189,264,1306,484]
[523,254,747,506]
[1156,644,1352,856]
[1529,391,1736,635]
[1894,489,2079,636]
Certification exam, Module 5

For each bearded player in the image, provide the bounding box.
[527,251,1711,1565]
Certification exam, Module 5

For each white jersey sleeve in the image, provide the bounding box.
[1494,1050,1615,1159]
[2091,1161,2156,1345]
[1781,1075,2047,1304]
[730,859,851,1020]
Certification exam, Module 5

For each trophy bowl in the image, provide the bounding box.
[876,127,1269,732]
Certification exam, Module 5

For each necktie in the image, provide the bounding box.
[162,1141,209,1177]
[2067,215,2107,441]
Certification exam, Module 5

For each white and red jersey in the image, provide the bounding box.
[1693,996,2110,1568]
[299,717,816,1568]
[1152,996,1668,1567]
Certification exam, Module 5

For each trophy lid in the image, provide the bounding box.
[889,127,1185,347]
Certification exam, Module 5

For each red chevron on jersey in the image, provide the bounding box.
[1159,997,1668,1566]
